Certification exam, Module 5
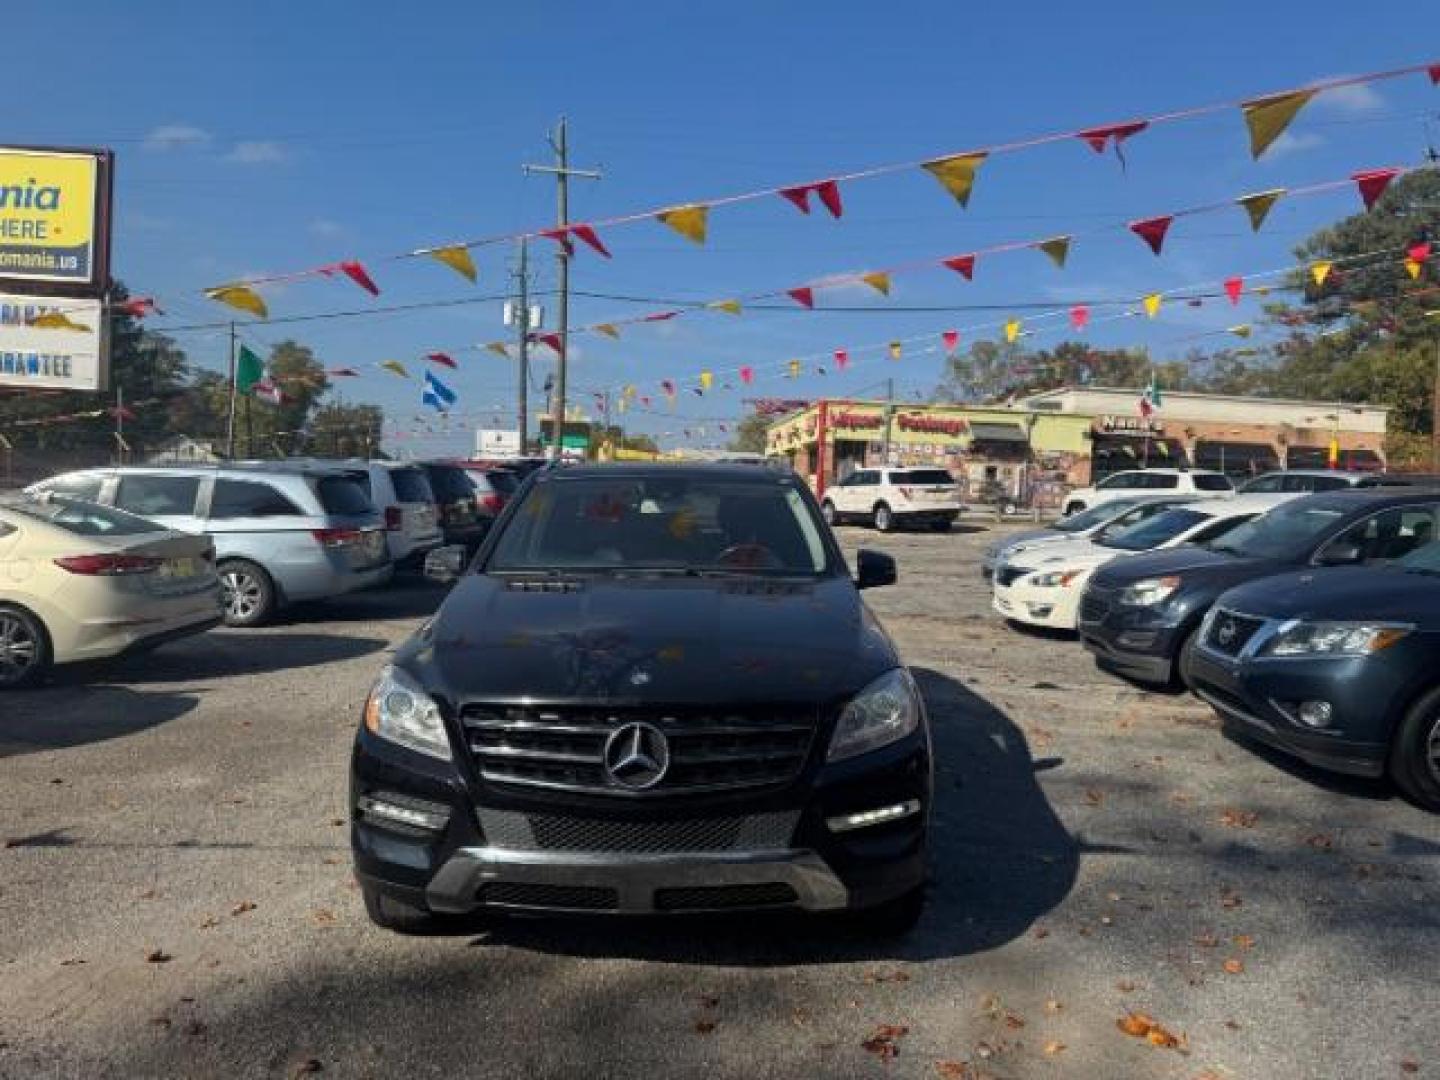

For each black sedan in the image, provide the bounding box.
[1077,490,1440,687]
[1187,542,1440,812]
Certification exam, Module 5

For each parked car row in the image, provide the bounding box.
[2,456,537,688]
[986,486,1440,812]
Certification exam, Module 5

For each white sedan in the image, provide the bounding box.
[992,494,1293,632]
[0,495,221,688]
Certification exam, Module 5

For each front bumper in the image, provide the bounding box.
[992,578,1083,630]
[1076,587,1185,686]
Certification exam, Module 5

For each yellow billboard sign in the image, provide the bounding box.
[0,147,109,287]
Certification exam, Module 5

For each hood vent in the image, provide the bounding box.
[505,578,585,593]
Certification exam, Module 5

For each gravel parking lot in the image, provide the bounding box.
[2,522,1437,1079]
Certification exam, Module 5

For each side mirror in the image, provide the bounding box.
[856,549,897,590]
[423,544,468,585]
[1316,541,1363,567]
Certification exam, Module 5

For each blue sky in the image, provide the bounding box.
[11,1,1439,453]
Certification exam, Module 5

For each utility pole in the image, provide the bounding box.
[513,239,531,454]
[881,377,895,464]
[524,118,601,460]
[225,321,238,459]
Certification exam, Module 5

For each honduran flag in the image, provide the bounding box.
[422,370,457,413]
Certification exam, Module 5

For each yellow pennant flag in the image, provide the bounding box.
[1142,293,1162,319]
[1405,258,1423,280]
[1038,236,1071,269]
[1241,90,1316,159]
[484,341,510,358]
[1311,260,1333,286]
[788,360,801,379]
[862,271,892,296]
[1003,318,1021,344]
[888,340,902,360]
[922,151,987,208]
[378,360,411,378]
[623,384,637,401]
[1254,285,1272,297]
[1236,189,1285,232]
[205,284,268,319]
[427,245,477,282]
[707,299,742,315]
[595,323,620,339]
[28,310,91,332]
[656,204,709,245]
[699,370,713,391]
[1228,324,1253,338]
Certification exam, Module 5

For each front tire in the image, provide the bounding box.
[1389,687,1440,813]
[0,605,51,690]
[1174,628,1200,692]
[873,503,894,533]
[219,559,277,628]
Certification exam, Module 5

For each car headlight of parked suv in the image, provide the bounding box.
[364,664,452,760]
[1258,621,1412,659]
[827,668,921,762]
[1118,575,1181,607]
[1029,568,1084,588]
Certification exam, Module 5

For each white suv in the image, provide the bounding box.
[821,467,962,532]
[1062,468,1232,516]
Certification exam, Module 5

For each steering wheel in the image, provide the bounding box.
[715,543,781,569]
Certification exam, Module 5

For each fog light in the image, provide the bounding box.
[1026,603,1054,618]
[1117,630,1158,649]
[826,799,921,833]
[357,792,451,832]
[1297,701,1333,729]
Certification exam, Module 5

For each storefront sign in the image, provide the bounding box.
[898,412,968,436]
[830,409,884,431]
[0,146,112,289]
[0,292,107,390]
[1097,415,1164,435]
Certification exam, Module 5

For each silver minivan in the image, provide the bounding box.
[30,464,391,627]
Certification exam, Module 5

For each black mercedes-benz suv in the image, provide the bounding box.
[350,464,932,932]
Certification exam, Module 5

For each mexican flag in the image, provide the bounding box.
[252,378,285,405]
[235,345,265,394]
[1137,375,1163,419]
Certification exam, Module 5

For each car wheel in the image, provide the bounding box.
[1388,686,1440,813]
[219,559,277,628]
[873,503,894,532]
[821,500,837,526]
[1174,629,1200,692]
[853,885,925,937]
[361,883,453,934]
[0,605,51,690]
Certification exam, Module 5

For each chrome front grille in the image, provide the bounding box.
[459,705,818,796]
[1204,609,1266,657]
[476,807,800,852]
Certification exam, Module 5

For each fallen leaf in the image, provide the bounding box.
[1116,980,1136,993]
[978,994,1002,1020]
[1118,1012,1155,1038]
[1147,1026,1181,1049]
[312,909,337,926]
[291,1060,323,1077]
[1033,927,1050,940]
[1224,1020,1242,1031]
[790,1008,811,1027]
[231,901,257,916]
[329,818,345,827]
[1220,889,1243,909]
[1045,999,1064,1013]
[1220,808,1258,829]
[866,969,911,984]
[150,1016,172,1028]
[1044,1040,1066,1056]
[198,915,220,930]
[1084,789,1105,806]
[1400,1062,1418,1075]
[1193,932,1220,948]
[1003,1011,1025,1030]
[1304,833,1335,851]
[862,1024,909,1060]
[696,994,720,1009]
[138,889,160,900]
[935,1063,972,1079]
[1223,959,1245,975]
[694,1020,716,1035]
[1233,934,1256,950]
[145,949,172,964]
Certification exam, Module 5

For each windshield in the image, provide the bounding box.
[1101,508,1210,551]
[425,466,476,502]
[1056,499,1139,533]
[314,475,374,516]
[487,475,831,575]
[1399,541,1440,574]
[390,468,435,503]
[4,497,164,536]
[1204,502,1346,558]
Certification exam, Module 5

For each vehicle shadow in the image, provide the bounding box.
[287,580,448,624]
[1221,727,1396,802]
[51,631,389,686]
[454,665,1078,963]
[0,685,200,758]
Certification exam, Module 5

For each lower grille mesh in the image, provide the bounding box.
[478,883,618,910]
[654,883,798,911]
[477,808,800,853]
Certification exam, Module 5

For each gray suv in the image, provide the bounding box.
[30,464,391,627]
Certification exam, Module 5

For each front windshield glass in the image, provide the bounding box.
[1055,499,1138,533]
[1397,540,1440,574]
[1205,502,1346,558]
[487,475,831,575]
[1100,508,1209,551]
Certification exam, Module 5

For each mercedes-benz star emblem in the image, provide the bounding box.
[1216,618,1237,646]
[602,722,671,790]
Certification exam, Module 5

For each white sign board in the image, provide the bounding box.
[1,292,107,390]
[477,428,521,457]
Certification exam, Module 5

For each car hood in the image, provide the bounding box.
[990,528,1063,557]
[1218,565,1440,626]
[400,573,898,707]
[1008,537,1115,568]
[1089,544,1281,589]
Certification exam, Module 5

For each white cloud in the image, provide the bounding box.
[307,218,345,238]
[144,123,211,151]
[1261,130,1326,161]
[1315,82,1384,116]
[225,140,289,165]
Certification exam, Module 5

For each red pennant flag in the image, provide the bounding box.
[943,254,977,280]
[1429,64,1440,85]
[779,186,812,214]
[1224,277,1244,305]
[426,352,457,369]
[536,332,564,356]
[569,223,612,258]
[640,395,652,407]
[786,286,815,309]
[540,228,574,255]
[1352,168,1400,210]
[942,330,959,354]
[339,260,380,296]
[642,310,679,322]
[739,366,754,384]
[327,367,360,377]
[1409,241,1432,264]
[120,296,162,318]
[1076,120,1148,158]
[834,349,849,370]
[778,180,844,218]
[660,379,676,396]
[1070,305,1090,330]
[1129,215,1174,256]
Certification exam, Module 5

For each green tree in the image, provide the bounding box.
[309,400,384,457]
[728,412,770,453]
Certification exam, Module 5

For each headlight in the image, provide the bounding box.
[1259,621,1412,658]
[1029,568,1084,588]
[1118,575,1181,607]
[363,664,452,760]
[827,668,922,762]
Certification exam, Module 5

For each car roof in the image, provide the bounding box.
[1195,493,1296,516]
[535,462,794,485]
[62,462,360,478]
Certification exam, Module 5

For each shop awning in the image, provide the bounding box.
[968,422,1028,443]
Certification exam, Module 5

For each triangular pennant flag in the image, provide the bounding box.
[1236,189,1285,232]
[1037,236,1071,269]
[28,310,91,332]
[739,366,754,385]
[707,299,742,315]
[1311,260,1333,286]
[943,254,976,280]
[427,245,477,282]
[623,384,637,401]
[1430,64,1440,85]
[379,360,411,378]
[1224,277,1244,305]
[694,370,712,393]
[569,224,611,258]
[1404,258,1422,279]
[1353,168,1400,211]
[339,260,380,296]
[1405,242,1430,279]
[922,152,987,207]
[779,185,812,214]
[788,360,801,379]
[1076,120,1149,158]
[427,352,457,369]
[942,330,959,354]
[422,370,458,412]
[595,323,620,339]
[205,284,268,319]
[484,341,510,358]
[1142,293,1163,319]
[888,341,902,360]
[1129,215,1173,256]
[657,205,708,245]
[540,227,574,256]
[661,379,676,400]
[814,179,843,218]
[834,349,849,370]
[786,287,814,309]
[326,367,360,377]
[1004,318,1021,344]
[643,310,679,322]
[1070,305,1090,330]
[536,332,565,355]
[1228,324,1252,338]
[120,296,162,318]
[1241,90,1316,159]
[861,271,891,296]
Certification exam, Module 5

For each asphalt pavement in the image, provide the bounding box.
[1,524,1437,1079]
